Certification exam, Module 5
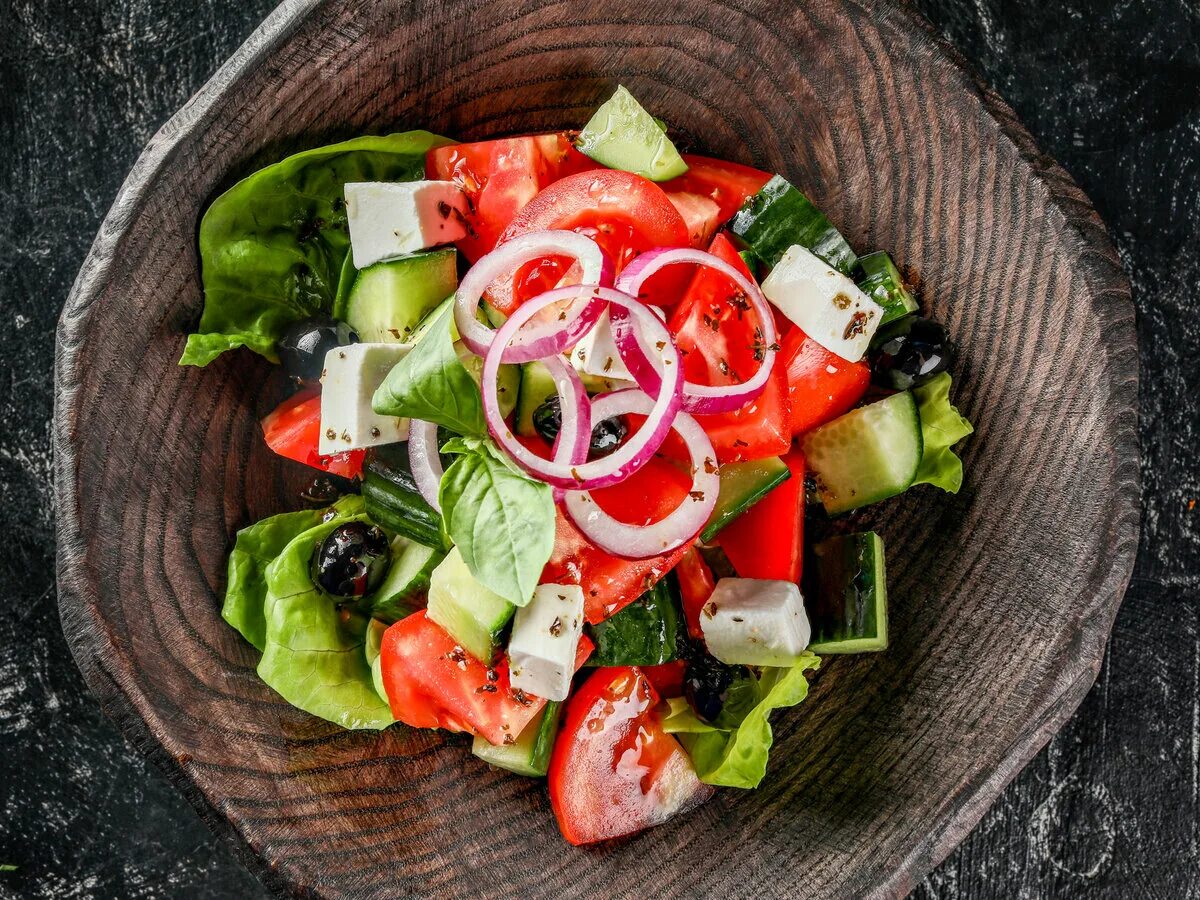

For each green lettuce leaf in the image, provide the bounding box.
[438,437,555,607]
[181,131,452,367]
[911,372,974,492]
[661,652,820,788]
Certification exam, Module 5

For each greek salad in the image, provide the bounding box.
[184,86,972,845]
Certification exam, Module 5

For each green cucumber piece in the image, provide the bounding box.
[700,457,791,542]
[729,174,857,274]
[410,294,454,344]
[585,578,682,667]
[343,249,458,343]
[575,86,688,182]
[426,547,515,663]
[371,537,444,624]
[800,391,922,515]
[808,532,887,653]
[514,362,558,437]
[471,700,563,777]
[457,342,521,419]
[362,445,446,549]
[857,251,917,327]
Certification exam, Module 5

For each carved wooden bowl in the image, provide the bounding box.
[54,0,1139,896]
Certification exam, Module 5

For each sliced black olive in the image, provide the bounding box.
[869,316,955,391]
[532,396,628,459]
[311,522,390,598]
[278,317,359,383]
[683,653,744,724]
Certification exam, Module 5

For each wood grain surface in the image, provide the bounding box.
[53,0,1139,896]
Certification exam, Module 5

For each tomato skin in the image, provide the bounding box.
[260,390,364,478]
[641,660,687,698]
[675,547,716,642]
[663,154,772,223]
[780,326,871,435]
[548,667,713,845]
[667,191,722,249]
[379,611,593,744]
[668,233,791,462]
[718,450,806,583]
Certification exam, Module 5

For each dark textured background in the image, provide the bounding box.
[1,0,1196,896]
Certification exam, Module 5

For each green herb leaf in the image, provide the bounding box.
[180,131,452,367]
[438,439,555,607]
[911,372,974,492]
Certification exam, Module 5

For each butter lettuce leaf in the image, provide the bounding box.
[911,372,974,492]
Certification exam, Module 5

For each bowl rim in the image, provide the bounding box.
[53,0,1140,895]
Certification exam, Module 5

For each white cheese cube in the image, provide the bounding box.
[760,245,885,362]
[507,583,586,701]
[318,343,411,455]
[345,181,469,269]
[699,578,811,667]
[569,306,665,382]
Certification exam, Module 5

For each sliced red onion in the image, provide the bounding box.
[563,391,719,559]
[407,419,444,512]
[613,247,778,414]
[481,287,683,491]
[539,354,593,504]
[454,230,612,359]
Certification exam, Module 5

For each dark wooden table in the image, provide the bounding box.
[1,0,1195,896]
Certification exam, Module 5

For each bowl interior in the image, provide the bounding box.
[55,0,1138,896]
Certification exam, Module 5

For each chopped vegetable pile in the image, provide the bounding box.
[186,86,973,845]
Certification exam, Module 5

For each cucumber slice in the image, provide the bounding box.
[410,294,454,344]
[730,174,857,274]
[700,457,791,542]
[575,86,688,182]
[857,251,918,327]
[808,532,887,653]
[426,547,515,663]
[362,445,446,550]
[471,700,563,777]
[457,342,521,419]
[371,537,444,624]
[585,578,682,667]
[343,249,458,343]
[514,361,558,437]
[801,392,922,515]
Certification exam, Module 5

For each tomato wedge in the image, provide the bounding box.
[667,191,722,249]
[718,450,806,583]
[779,325,871,435]
[379,610,593,745]
[663,154,772,223]
[668,233,791,462]
[260,389,363,478]
[489,169,690,314]
[549,667,713,845]
[675,547,717,642]
[640,660,687,698]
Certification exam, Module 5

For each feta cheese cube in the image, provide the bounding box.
[699,578,812,667]
[760,245,886,362]
[507,584,586,701]
[345,180,469,269]
[569,306,665,383]
[318,342,411,455]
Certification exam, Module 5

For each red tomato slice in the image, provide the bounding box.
[379,610,593,745]
[675,547,716,642]
[667,191,722,249]
[640,660,687,698]
[718,450,806,583]
[668,233,791,463]
[780,325,871,435]
[488,169,690,314]
[260,389,363,478]
[549,666,713,845]
[663,154,772,223]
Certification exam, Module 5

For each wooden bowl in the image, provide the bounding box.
[54,0,1140,896]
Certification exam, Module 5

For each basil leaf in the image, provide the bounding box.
[438,440,555,607]
[372,305,487,436]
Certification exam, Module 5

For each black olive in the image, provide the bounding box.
[532,396,628,459]
[311,522,390,598]
[869,316,956,390]
[683,653,743,724]
[278,317,359,383]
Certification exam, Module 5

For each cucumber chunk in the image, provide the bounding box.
[362,445,446,550]
[575,85,688,182]
[801,391,922,515]
[857,251,918,327]
[471,700,563,777]
[808,532,887,653]
[515,361,558,438]
[343,249,457,343]
[585,578,682,667]
[730,174,857,274]
[370,537,444,624]
[426,547,515,663]
[700,457,791,542]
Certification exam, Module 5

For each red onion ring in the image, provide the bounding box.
[407,419,444,512]
[563,390,719,559]
[481,287,683,490]
[613,247,778,414]
[541,354,593,503]
[454,230,612,359]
